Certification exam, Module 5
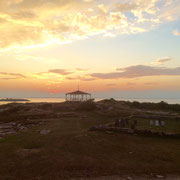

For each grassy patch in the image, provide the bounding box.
[130,118,180,133]
[0,112,180,179]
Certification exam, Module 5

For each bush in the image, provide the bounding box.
[132,101,140,107]
[76,100,96,111]
[7,106,22,113]
[123,100,180,112]
[39,103,52,110]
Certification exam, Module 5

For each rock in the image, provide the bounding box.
[5,130,17,134]
[17,124,22,127]
[127,176,133,180]
[105,131,113,134]
[108,107,113,110]
[19,126,27,130]
[40,129,51,135]
[155,175,164,179]
[17,148,40,157]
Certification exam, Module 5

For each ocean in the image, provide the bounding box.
[0,97,180,105]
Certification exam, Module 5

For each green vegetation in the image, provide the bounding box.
[76,100,96,111]
[124,101,180,112]
[131,117,180,134]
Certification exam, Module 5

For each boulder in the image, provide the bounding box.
[40,129,51,135]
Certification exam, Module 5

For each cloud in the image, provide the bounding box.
[106,83,116,86]
[127,82,136,86]
[90,65,180,79]
[173,29,180,36]
[0,0,180,49]
[66,76,95,81]
[0,72,26,79]
[152,57,172,65]
[0,23,45,48]
[76,68,89,72]
[79,77,95,81]
[31,69,94,81]
[15,54,59,63]
[144,82,157,85]
[116,3,137,12]
[0,77,20,80]
[30,69,74,79]
[48,69,73,75]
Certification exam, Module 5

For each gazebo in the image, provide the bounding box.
[65,90,91,102]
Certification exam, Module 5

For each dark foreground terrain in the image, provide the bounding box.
[0,99,180,179]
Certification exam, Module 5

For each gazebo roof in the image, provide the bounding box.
[66,90,90,95]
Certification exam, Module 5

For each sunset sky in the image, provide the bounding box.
[0,0,180,98]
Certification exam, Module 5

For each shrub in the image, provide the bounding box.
[7,106,22,113]
[39,103,52,110]
[76,100,96,111]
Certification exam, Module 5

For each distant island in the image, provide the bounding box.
[0,98,29,102]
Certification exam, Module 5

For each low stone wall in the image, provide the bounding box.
[89,125,180,139]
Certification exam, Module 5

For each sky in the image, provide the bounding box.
[0,0,180,98]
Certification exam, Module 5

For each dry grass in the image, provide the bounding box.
[0,110,180,179]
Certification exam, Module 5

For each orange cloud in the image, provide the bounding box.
[0,0,180,50]
[0,72,26,79]
[152,57,172,65]
[48,69,73,75]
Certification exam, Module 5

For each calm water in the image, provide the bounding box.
[0,97,180,105]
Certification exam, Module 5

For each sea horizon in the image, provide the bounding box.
[1,97,180,105]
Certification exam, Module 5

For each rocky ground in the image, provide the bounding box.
[0,99,179,139]
[0,100,180,179]
[73,174,180,180]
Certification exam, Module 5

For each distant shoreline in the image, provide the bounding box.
[0,98,30,102]
[0,97,180,105]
